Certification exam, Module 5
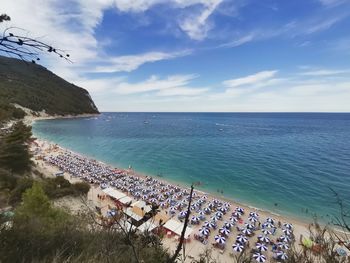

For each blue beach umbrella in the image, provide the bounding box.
[277,251,288,260]
[266,217,275,224]
[242,228,252,235]
[282,229,292,236]
[232,243,244,252]
[245,223,255,229]
[219,227,230,236]
[249,216,258,223]
[258,235,270,243]
[283,223,293,230]
[214,235,226,244]
[236,234,248,244]
[278,242,289,250]
[256,243,268,252]
[236,207,244,214]
[279,235,291,243]
[253,253,266,262]
[199,227,210,236]
[262,229,272,235]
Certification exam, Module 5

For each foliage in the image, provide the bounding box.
[0,121,32,173]
[72,181,91,195]
[0,103,25,122]
[0,183,170,263]
[0,55,99,118]
[8,177,34,205]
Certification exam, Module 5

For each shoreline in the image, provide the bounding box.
[29,115,315,228]
[31,119,313,227]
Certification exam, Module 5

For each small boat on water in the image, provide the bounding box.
[144,121,149,124]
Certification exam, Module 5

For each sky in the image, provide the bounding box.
[1,0,350,112]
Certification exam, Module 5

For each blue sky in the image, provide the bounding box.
[2,0,350,111]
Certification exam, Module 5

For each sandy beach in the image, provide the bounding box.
[30,131,315,263]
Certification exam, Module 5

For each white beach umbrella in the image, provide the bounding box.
[204,207,211,214]
[258,235,270,243]
[178,211,187,218]
[249,211,259,218]
[242,228,252,235]
[266,217,275,224]
[245,223,255,229]
[232,211,241,218]
[256,243,268,252]
[232,243,244,252]
[215,211,223,217]
[191,216,200,223]
[283,223,293,230]
[218,207,227,213]
[224,221,234,229]
[230,216,238,222]
[277,251,288,260]
[279,235,291,243]
[263,222,274,229]
[211,216,220,221]
[204,221,216,228]
[262,229,272,235]
[278,242,289,250]
[199,227,210,236]
[236,207,244,214]
[253,253,266,262]
[214,235,226,244]
[248,216,258,223]
[219,227,230,236]
[236,234,248,244]
[282,229,292,236]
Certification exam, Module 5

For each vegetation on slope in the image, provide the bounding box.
[0,55,99,121]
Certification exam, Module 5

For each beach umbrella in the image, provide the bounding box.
[279,235,291,243]
[219,227,230,236]
[224,221,234,229]
[232,243,244,253]
[214,235,226,244]
[191,216,200,224]
[204,221,216,228]
[253,253,266,263]
[169,207,177,215]
[230,216,238,222]
[215,211,223,218]
[249,211,259,218]
[258,235,270,243]
[283,229,292,235]
[142,195,148,200]
[204,207,211,214]
[248,216,258,223]
[199,227,210,236]
[245,223,255,229]
[218,207,227,213]
[198,211,206,219]
[236,235,248,244]
[277,251,288,260]
[232,211,241,218]
[256,243,268,252]
[262,229,272,235]
[242,228,252,235]
[266,217,275,224]
[236,207,244,214]
[283,223,293,230]
[211,216,220,221]
[178,211,187,218]
[336,248,347,257]
[278,242,289,250]
[263,222,274,229]
[202,195,208,200]
[160,202,167,208]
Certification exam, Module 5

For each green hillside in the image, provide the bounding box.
[0,55,99,120]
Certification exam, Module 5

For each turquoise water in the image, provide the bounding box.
[33,113,350,222]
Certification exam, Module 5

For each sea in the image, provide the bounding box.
[32,112,350,222]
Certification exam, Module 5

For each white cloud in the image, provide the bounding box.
[318,0,347,6]
[114,74,202,94]
[300,69,350,76]
[157,87,208,96]
[179,0,223,40]
[94,50,192,73]
[223,70,278,88]
[219,34,255,48]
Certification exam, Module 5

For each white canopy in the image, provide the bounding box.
[163,219,193,239]
[132,200,152,213]
[119,196,133,205]
[125,208,143,221]
[103,187,127,200]
[137,221,157,232]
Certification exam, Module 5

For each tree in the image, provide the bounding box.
[0,14,70,63]
[0,121,32,173]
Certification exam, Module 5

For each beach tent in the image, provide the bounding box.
[132,200,152,213]
[119,196,133,205]
[103,187,127,200]
[137,221,157,232]
[163,219,193,239]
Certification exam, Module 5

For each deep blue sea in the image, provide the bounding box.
[33,113,350,222]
